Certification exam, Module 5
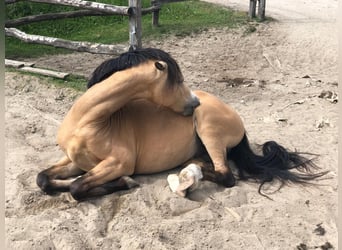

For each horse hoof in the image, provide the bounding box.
[36,172,54,194]
[69,178,87,201]
[216,172,236,188]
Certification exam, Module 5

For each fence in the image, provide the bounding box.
[5,0,162,55]
[6,0,266,55]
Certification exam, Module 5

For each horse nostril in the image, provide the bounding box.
[182,95,200,116]
[183,105,195,116]
[189,91,200,109]
[193,97,200,108]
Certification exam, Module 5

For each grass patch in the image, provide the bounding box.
[6,0,248,59]
[52,74,88,92]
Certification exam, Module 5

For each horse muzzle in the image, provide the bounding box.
[182,95,200,116]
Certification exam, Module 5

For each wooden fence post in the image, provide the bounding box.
[151,0,160,27]
[249,0,256,18]
[129,0,142,50]
[258,0,266,21]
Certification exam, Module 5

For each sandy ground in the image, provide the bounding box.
[5,0,338,249]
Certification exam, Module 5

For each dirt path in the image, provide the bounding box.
[205,0,338,21]
[5,1,338,249]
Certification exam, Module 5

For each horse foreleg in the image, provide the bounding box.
[77,176,139,199]
[37,156,85,194]
[69,157,136,200]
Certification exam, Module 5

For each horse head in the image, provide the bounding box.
[145,60,200,116]
[87,48,200,116]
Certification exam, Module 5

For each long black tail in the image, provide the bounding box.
[228,133,327,196]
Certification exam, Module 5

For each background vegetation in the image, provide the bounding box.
[5,0,248,58]
[5,0,249,89]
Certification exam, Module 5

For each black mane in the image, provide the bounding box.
[87,48,184,89]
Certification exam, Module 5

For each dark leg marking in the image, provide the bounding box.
[70,176,139,201]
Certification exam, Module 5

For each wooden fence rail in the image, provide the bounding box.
[5,6,160,27]
[5,27,128,54]
[6,10,113,27]
[6,0,131,15]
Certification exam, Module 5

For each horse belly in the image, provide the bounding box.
[135,137,197,174]
[134,121,197,174]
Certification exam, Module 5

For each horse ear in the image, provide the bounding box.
[155,61,167,71]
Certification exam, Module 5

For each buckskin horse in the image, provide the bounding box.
[37,48,325,200]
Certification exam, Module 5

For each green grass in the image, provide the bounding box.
[52,74,88,92]
[5,0,248,59]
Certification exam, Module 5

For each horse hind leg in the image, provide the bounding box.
[181,158,215,181]
[181,156,235,189]
[37,156,85,194]
[195,138,236,188]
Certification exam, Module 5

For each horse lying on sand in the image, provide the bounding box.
[37,48,326,200]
